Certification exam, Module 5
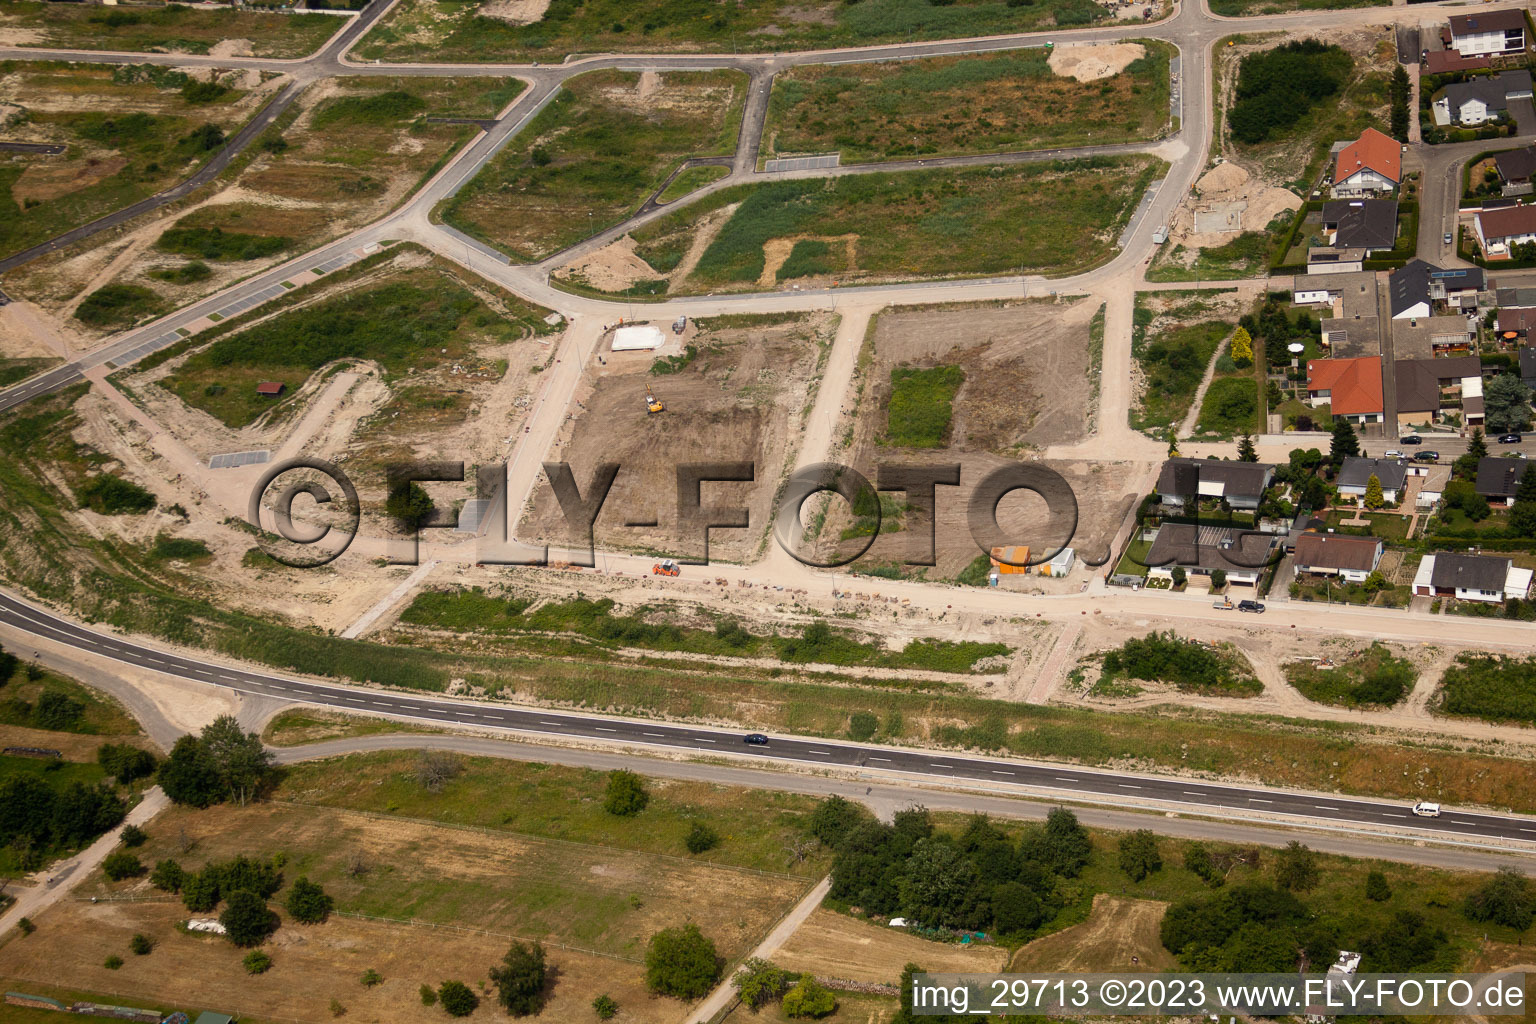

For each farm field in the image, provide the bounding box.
[5,76,523,343]
[352,0,1118,64]
[763,43,1172,164]
[568,157,1164,296]
[444,70,747,263]
[0,0,341,57]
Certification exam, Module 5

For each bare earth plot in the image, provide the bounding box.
[774,908,1007,984]
[0,0,341,57]
[351,0,1114,64]
[1009,895,1177,972]
[521,312,835,562]
[816,300,1140,581]
[445,70,746,263]
[599,157,1165,296]
[5,76,523,346]
[763,43,1171,164]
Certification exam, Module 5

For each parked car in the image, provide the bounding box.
[1413,450,1440,462]
[1237,600,1265,613]
[1384,449,1403,459]
[1499,433,1523,444]
[743,733,769,746]
[1412,800,1441,818]
[1443,232,1453,246]
[1398,435,1423,445]
[1212,598,1235,610]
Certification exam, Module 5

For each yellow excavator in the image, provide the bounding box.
[645,385,665,414]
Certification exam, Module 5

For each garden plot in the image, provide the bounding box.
[816,300,1138,580]
[519,312,835,563]
[4,76,523,345]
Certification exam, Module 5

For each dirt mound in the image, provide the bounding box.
[1048,43,1146,82]
[1196,161,1248,195]
[208,38,254,58]
[479,0,551,24]
[558,236,661,292]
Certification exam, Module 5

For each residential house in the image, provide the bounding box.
[1293,532,1385,583]
[1475,204,1536,257]
[1424,46,1492,75]
[1156,458,1276,510]
[1434,71,1534,126]
[1392,317,1475,359]
[1335,456,1408,503]
[1416,464,1452,508]
[1332,128,1402,197]
[1307,356,1384,424]
[1447,8,1528,58]
[1307,247,1367,274]
[1394,354,1483,425]
[1521,347,1536,387]
[1389,260,1437,320]
[1145,524,1280,587]
[1494,145,1536,191]
[1428,265,1485,308]
[1475,455,1531,505]
[1320,199,1399,252]
[1413,551,1534,602]
[1495,286,1536,339]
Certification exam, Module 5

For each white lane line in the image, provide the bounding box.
[345,697,363,703]
[220,675,237,682]
[992,771,1014,776]
[539,721,561,726]
[1315,806,1339,811]
[1452,820,1477,825]
[869,757,892,762]
[487,715,506,720]
[1055,776,1076,782]
[695,737,716,743]
[596,727,617,733]
[1249,798,1272,804]
[1119,784,1141,790]
[1520,829,1536,834]
[1385,813,1408,819]
[930,763,951,769]
[80,638,98,647]
[643,732,665,737]
[1184,791,1206,796]
[809,750,832,755]
[146,658,165,665]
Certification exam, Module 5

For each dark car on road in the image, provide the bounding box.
[1398,435,1423,445]
[1413,450,1440,462]
[1237,600,1265,613]
[744,733,769,745]
[1499,433,1523,444]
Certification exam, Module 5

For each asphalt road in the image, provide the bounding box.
[2,587,1535,849]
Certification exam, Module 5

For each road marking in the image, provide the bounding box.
[371,702,391,707]
[1183,791,1205,796]
[1315,806,1339,811]
[643,732,664,737]
[930,763,951,769]
[869,757,891,762]
[596,727,617,732]
[1521,829,1536,834]
[1249,798,1272,803]
[345,697,363,703]
[220,675,237,682]
[454,711,474,717]
[695,738,716,743]
[539,721,561,726]
[1385,813,1408,819]
[809,749,831,755]
[992,770,1014,776]
[1119,784,1141,790]
[486,714,506,720]
[1452,820,1477,825]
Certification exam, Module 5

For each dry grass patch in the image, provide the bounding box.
[775,908,1006,985]
[1008,894,1176,972]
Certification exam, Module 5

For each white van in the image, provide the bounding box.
[1412,801,1441,818]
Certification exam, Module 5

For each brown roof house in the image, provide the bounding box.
[1293,533,1384,583]
[1145,524,1280,587]
[256,382,286,397]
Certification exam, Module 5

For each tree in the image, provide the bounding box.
[437,980,478,1018]
[1036,807,1092,877]
[1237,435,1258,462]
[1184,842,1219,885]
[414,750,463,793]
[1456,428,1489,480]
[386,481,435,529]
[1330,418,1359,464]
[1275,841,1319,892]
[685,822,720,854]
[1443,479,1491,521]
[119,824,147,847]
[1485,374,1532,433]
[991,881,1043,934]
[1464,866,1534,930]
[1365,870,1392,902]
[102,851,144,881]
[360,969,382,988]
[181,872,219,913]
[490,940,548,1016]
[219,889,276,947]
[645,924,720,999]
[1210,569,1227,590]
[1170,565,1187,588]
[150,859,185,893]
[51,782,125,847]
[241,952,273,977]
[1118,830,1163,882]
[1389,64,1411,141]
[1230,327,1254,367]
[285,876,334,924]
[899,838,980,927]
[603,769,649,817]
[158,735,222,808]
[734,958,791,1009]
[808,795,865,849]
[782,976,837,1019]
[1364,473,1385,510]
[592,994,618,1020]
[201,715,276,806]
[130,933,153,955]
[1167,432,1180,459]
[1510,465,1536,537]
[0,642,16,685]
[98,744,157,784]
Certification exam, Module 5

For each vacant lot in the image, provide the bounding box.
[1130,289,1243,435]
[353,0,1111,64]
[0,62,260,259]
[521,311,833,563]
[1438,653,1536,725]
[817,300,1138,578]
[764,43,1171,164]
[611,157,1162,295]
[774,908,1007,984]
[1009,895,1175,972]
[1209,0,1387,15]
[0,0,340,56]
[445,70,746,262]
[1285,643,1418,708]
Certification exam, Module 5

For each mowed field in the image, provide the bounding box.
[446,70,746,263]
[819,300,1138,579]
[520,311,835,562]
[352,0,1113,64]
[613,157,1164,295]
[763,43,1172,164]
[0,0,341,57]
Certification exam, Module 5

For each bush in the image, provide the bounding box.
[645,924,720,999]
[130,933,153,955]
[734,958,791,1009]
[603,769,649,816]
[1365,870,1391,902]
[782,976,837,1018]
[1118,830,1162,882]
[156,225,291,261]
[119,824,148,847]
[1275,841,1319,892]
[77,474,156,515]
[32,691,84,729]
[1464,866,1534,930]
[437,980,479,1017]
[244,950,273,974]
[361,968,383,988]
[1101,631,1259,696]
[847,710,878,741]
[75,285,164,328]
[684,822,720,855]
[219,890,277,947]
[419,984,437,1006]
[18,917,35,935]
[99,744,158,784]
[150,859,186,893]
[102,851,145,881]
[489,940,547,1016]
[181,872,219,912]
[104,955,124,970]
[1227,40,1351,144]
[592,994,618,1019]
[285,876,334,924]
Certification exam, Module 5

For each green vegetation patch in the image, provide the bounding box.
[1100,630,1262,696]
[1130,305,1231,433]
[0,357,61,389]
[155,225,291,261]
[766,44,1171,163]
[0,664,142,736]
[1227,40,1352,145]
[1439,653,1536,724]
[1285,645,1416,708]
[657,164,730,204]
[76,473,156,515]
[445,70,747,262]
[1209,0,1387,14]
[881,364,964,448]
[1,1,341,56]
[74,284,165,329]
[775,239,836,282]
[1196,375,1260,437]
[312,88,429,128]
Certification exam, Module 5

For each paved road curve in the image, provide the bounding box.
[2,588,1534,848]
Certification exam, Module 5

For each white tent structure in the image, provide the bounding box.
[612,325,665,351]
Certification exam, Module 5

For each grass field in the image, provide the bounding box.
[352,0,1113,64]
[657,163,731,204]
[0,662,142,736]
[881,364,964,448]
[0,62,251,259]
[1130,299,1232,433]
[0,0,341,56]
[764,44,1171,164]
[626,157,1163,294]
[1438,653,1536,725]
[443,70,746,262]
[261,708,430,747]
[1194,372,1259,437]
[1285,644,1417,708]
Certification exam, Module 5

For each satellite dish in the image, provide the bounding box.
[1288,343,1305,353]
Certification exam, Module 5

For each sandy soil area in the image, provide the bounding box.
[1048,42,1146,83]
[775,908,1007,984]
[480,0,552,24]
[1162,159,1302,253]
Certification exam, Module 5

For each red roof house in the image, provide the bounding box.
[1307,357,1384,422]
[1333,128,1401,196]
